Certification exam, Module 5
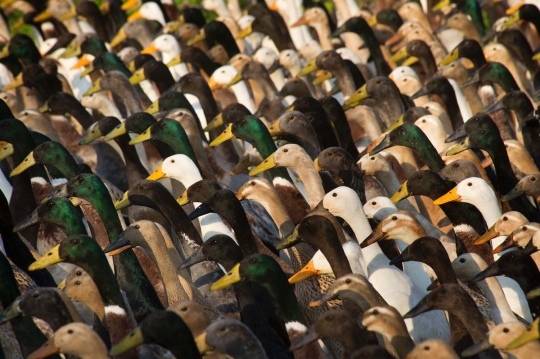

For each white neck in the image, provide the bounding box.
[231,81,256,113]
[477,276,516,324]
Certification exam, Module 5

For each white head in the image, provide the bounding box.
[211,65,239,86]
[137,2,166,25]
[390,66,420,81]
[272,144,311,168]
[323,186,363,220]
[486,322,528,349]
[253,47,279,70]
[298,40,322,60]
[279,49,301,71]
[451,253,487,281]
[237,15,255,30]
[377,211,425,243]
[358,153,392,176]
[39,38,58,57]
[152,34,180,55]
[158,154,202,186]
[363,197,398,221]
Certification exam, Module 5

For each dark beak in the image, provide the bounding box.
[389,251,413,266]
[14,210,42,233]
[289,327,321,351]
[445,125,468,143]
[188,203,214,220]
[409,87,430,100]
[484,100,505,114]
[403,298,433,318]
[180,246,208,269]
[471,262,501,283]
[103,237,132,255]
[369,135,393,156]
[461,338,494,357]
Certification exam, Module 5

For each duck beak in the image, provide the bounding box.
[83,78,102,97]
[146,164,166,181]
[290,327,321,351]
[71,55,91,70]
[367,15,377,27]
[385,31,404,47]
[0,44,9,60]
[188,29,206,46]
[502,183,525,202]
[145,100,159,114]
[276,225,301,250]
[140,43,158,55]
[0,298,22,324]
[166,53,181,67]
[291,14,310,28]
[61,40,81,59]
[312,70,332,85]
[532,52,540,61]
[176,190,190,206]
[204,113,224,132]
[343,83,369,109]
[235,24,252,40]
[403,298,432,318]
[80,64,95,78]
[461,337,494,357]
[103,237,132,256]
[446,125,468,143]
[29,245,61,271]
[361,224,388,248]
[390,46,409,63]
[27,337,60,359]
[527,287,540,299]
[445,137,471,156]
[79,125,103,145]
[492,235,515,254]
[195,332,212,354]
[249,154,276,176]
[386,115,404,133]
[207,76,223,91]
[2,73,23,91]
[226,72,243,87]
[391,180,411,204]
[504,13,523,30]
[439,49,459,66]
[507,1,525,14]
[121,0,139,10]
[127,8,143,21]
[432,0,450,11]
[309,292,338,307]
[461,70,481,88]
[506,318,540,349]
[103,122,126,141]
[180,246,207,269]
[110,28,127,48]
[129,68,146,85]
[289,260,320,284]
[33,8,52,22]
[297,58,318,77]
[109,327,144,357]
[0,141,13,161]
[402,56,419,66]
[426,279,440,291]
[471,262,500,283]
[188,203,214,220]
[13,209,42,233]
[433,187,461,205]
[389,251,413,266]
[267,119,283,136]
[114,191,132,210]
[369,135,392,156]
[10,151,36,177]
[129,129,152,145]
[474,225,500,245]
[209,124,235,146]
[57,278,66,290]
[210,263,242,290]
[59,6,77,21]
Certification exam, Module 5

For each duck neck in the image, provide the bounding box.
[313,22,333,50]
[112,79,143,114]
[245,192,295,238]
[260,269,306,324]
[136,227,189,304]
[476,275,516,324]
[113,133,149,186]
[47,149,81,180]
[52,208,88,236]
[449,286,490,342]
[430,79,464,130]
[65,99,95,129]
[407,130,446,172]
[231,82,256,113]
[332,62,356,98]
[219,200,259,256]
[250,72,279,101]
[286,157,325,209]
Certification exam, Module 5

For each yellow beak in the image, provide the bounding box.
[140,43,158,55]
[204,113,224,132]
[342,83,369,109]
[176,190,190,206]
[313,157,322,172]
[445,137,471,156]
[109,327,144,356]
[432,0,450,11]
[386,114,405,133]
[297,58,318,77]
[129,129,152,145]
[29,245,61,271]
[33,8,52,22]
[121,0,140,11]
[249,153,277,176]
[288,260,320,284]
[145,100,159,114]
[187,29,206,46]
[505,318,540,349]
[210,263,242,290]
[195,332,212,354]
[129,68,146,85]
[433,187,462,205]
[127,9,143,22]
[226,72,243,88]
[82,78,102,97]
[390,46,410,63]
[390,180,411,204]
[146,164,167,181]
[166,53,181,67]
[209,124,235,147]
[0,141,14,161]
[103,122,127,141]
[59,6,77,21]
[2,73,23,91]
[312,70,333,85]
[109,28,127,48]
[114,191,132,210]
[235,24,252,40]
[10,151,36,177]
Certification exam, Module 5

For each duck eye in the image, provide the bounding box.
[372,309,379,315]
[459,258,465,263]
[283,149,288,153]
[181,307,187,311]
[345,278,351,284]
[250,181,255,186]
[503,328,509,333]
[250,258,258,264]
[454,163,459,167]
[371,201,376,205]
[503,216,508,221]
[33,292,39,298]
[532,177,537,182]
[467,182,472,186]
[370,157,375,161]
[75,280,81,285]
[424,345,430,351]
[135,225,140,229]
[332,193,337,197]
[392,216,397,220]
[171,159,175,163]
[76,271,82,275]
[67,329,73,334]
